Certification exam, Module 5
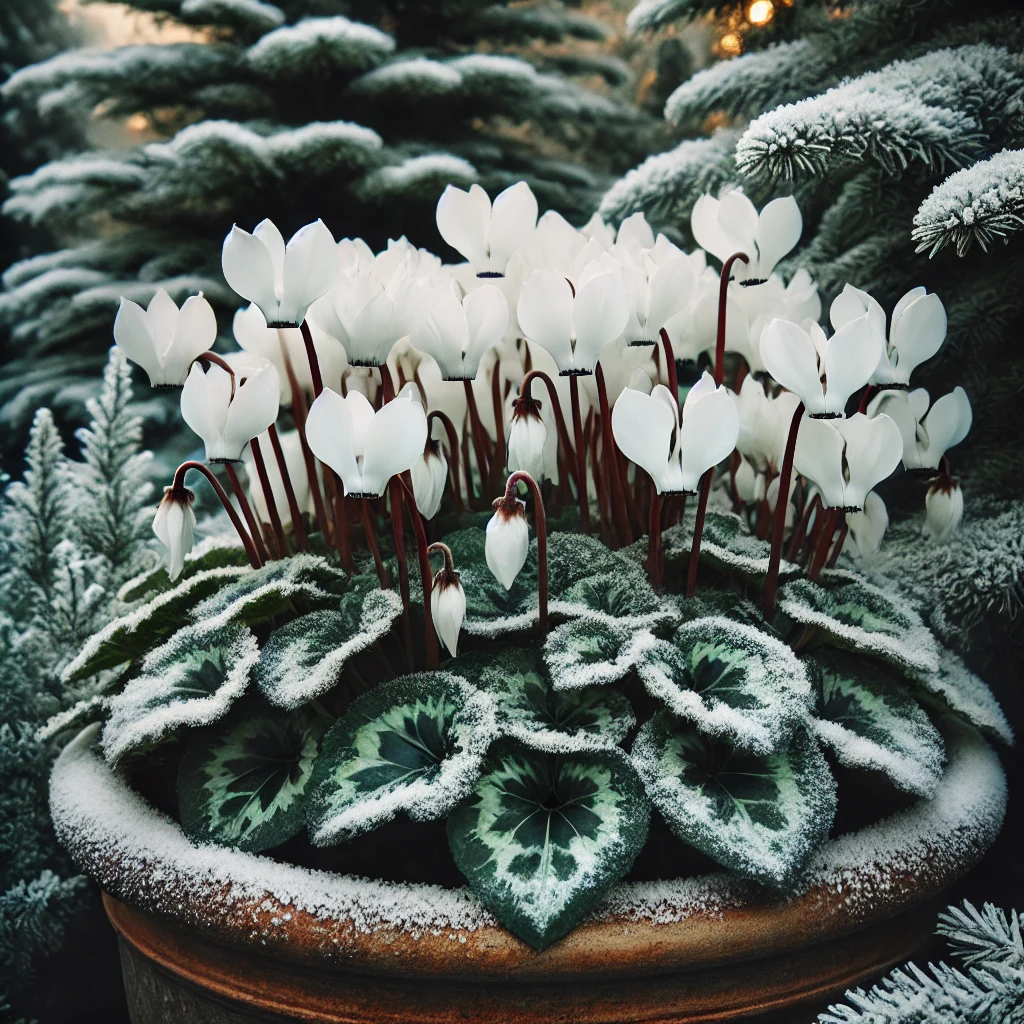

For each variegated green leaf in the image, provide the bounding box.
[62,566,250,682]
[118,537,251,603]
[447,741,650,950]
[178,706,327,852]
[454,646,635,753]
[255,580,403,708]
[636,617,811,754]
[101,622,258,761]
[632,713,835,886]
[543,617,661,691]
[690,512,801,581]
[805,650,945,796]
[306,672,497,845]
[193,554,352,627]
[778,571,939,674]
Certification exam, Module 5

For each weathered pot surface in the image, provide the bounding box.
[51,722,1006,1023]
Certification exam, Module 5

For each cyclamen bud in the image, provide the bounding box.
[506,395,547,481]
[428,543,465,657]
[486,494,529,589]
[153,486,196,581]
[411,440,448,520]
[924,476,963,544]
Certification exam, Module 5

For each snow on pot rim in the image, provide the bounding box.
[50,721,1006,981]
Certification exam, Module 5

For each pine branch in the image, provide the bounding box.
[937,901,1024,970]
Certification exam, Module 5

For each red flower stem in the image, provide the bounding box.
[808,508,839,579]
[267,423,308,551]
[715,253,750,385]
[788,491,820,562]
[595,363,632,546]
[519,369,577,487]
[399,473,439,670]
[763,402,804,617]
[505,471,548,638]
[462,379,491,501]
[249,437,287,558]
[427,410,464,519]
[359,499,390,589]
[299,320,324,397]
[648,490,663,592]
[427,541,455,573]
[461,428,477,507]
[857,384,876,415]
[685,470,712,599]
[224,463,269,564]
[589,420,609,544]
[378,364,396,403]
[331,487,355,575]
[826,518,849,569]
[387,473,415,670]
[659,328,678,399]
[568,374,590,532]
[491,363,506,493]
[172,461,261,569]
[198,351,236,400]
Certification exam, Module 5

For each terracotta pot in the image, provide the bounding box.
[51,723,1006,1024]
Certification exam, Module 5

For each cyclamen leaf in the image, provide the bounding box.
[544,617,661,691]
[632,713,836,887]
[689,512,801,581]
[178,706,327,852]
[458,646,635,753]
[255,582,403,708]
[101,622,258,762]
[62,566,250,682]
[193,554,352,627]
[806,650,945,796]
[637,617,812,755]
[447,741,650,950]
[778,571,939,674]
[118,537,251,603]
[305,672,496,845]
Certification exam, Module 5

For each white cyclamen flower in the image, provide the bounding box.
[505,395,547,481]
[244,429,312,528]
[411,439,448,520]
[436,181,538,277]
[411,281,509,380]
[430,566,466,657]
[924,478,964,544]
[830,284,947,389]
[181,362,281,462]
[734,456,766,504]
[846,490,889,558]
[222,218,338,327]
[113,288,217,387]
[794,412,903,510]
[486,496,530,589]
[734,375,802,474]
[868,386,972,471]
[611,370,740,494]
[304,383,427,499]
[759,315,881,417]
[622,252,697,346]
[153,486,196,581]
[517,266,629,375]
[691,191,802,283]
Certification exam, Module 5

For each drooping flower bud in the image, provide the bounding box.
[506,395,547,481]
[846,490,889,558]
[924,475,963,543]
[411,439,448,520]
[485,494,529,589]
[153,486,196,581]
[430,557,466,657]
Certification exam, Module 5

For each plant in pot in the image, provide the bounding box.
[47,183,1011,1023]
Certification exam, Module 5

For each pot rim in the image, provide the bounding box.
[50,721,1006,981]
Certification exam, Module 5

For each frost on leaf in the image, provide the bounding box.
[447,740,649,950]
[117,537,251,604]
[637,617,811,755]
[806,649,945,797]
[632,714,836,887]
[778,571,939,675]
[62,566,250,682]
[305,672,496,846]
[544,617,662,691]
[101,622,258,762]
[690,512,801,582]
[456,647,635,753]
[193,554,351,627]
[254,581,403,709]
[178,705,326,853]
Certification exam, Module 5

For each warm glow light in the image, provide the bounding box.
[718,32,743,56]
[126,113,150,133]
[748,0,775,25]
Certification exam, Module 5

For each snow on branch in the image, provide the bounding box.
[355,154,477,203]
[626,0,703,34]
[178,0,285,33]
[913,149,1024,257]
[464,5,611,45]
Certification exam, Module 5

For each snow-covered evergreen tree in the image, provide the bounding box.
[0,349,154,1018]
[0,0,653,467]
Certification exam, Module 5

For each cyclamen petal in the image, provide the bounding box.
[430,573,466,657]
[153,488,196,582]
[222,225,279,323]
[485,502,529,590]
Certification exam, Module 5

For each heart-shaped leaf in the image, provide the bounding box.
[690,512,801,581]
[255,580,403,708]
[447,741,649,950]
[193,554,352,627]
[806,649,945,796]
[778,571,939,674]
[637,617,812,754]
[543,616,661,690]
[101,621,258,761]
[632,713,835,886]
[305,672,497,845]
[118,537,252,604]
[62,566,250,682]
[178,705,327,852]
